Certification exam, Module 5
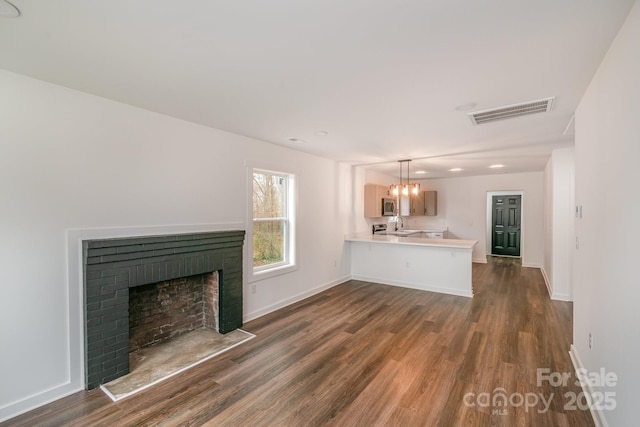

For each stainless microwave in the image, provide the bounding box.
[382,198,396,216]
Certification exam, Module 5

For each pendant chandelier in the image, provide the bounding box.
[390,159,420,197]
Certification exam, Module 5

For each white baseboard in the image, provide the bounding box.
[351,275,473,298]
[0,381,81,423]
[521,262,541,269]
[569,345,607,427]
[551,292,572,302]
[540,266,553,298]
[472,257,488,264]
[243,275,350,322]
[539,266,572,301]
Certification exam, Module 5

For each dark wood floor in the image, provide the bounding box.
[4,258,594,426]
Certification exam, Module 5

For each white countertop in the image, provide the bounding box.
[345,232,478,250]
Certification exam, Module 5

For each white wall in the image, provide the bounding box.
[0,70,352,421]
[542,148,575,301]
[404,172,545,266]
[573,2,640,425]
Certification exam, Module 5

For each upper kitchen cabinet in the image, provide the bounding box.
[424,190,437,216]
[364,184,392,217]
[399,191,425,216]
[400,190,437,216]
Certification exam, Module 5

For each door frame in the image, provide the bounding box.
[486,190,524,259]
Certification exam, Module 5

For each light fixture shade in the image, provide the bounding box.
[393,159,421,200]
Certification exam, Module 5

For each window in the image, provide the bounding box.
[250,167,296,280]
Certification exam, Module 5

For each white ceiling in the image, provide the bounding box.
[0,0,634,178]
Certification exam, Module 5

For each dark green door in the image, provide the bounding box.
[492,195,521,256]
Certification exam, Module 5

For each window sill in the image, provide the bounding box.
[248,263,298,283]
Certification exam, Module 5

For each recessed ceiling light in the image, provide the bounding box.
[414,170,427,175]
[455,102,477,112]
[288,137,306,144]
[0,0,20,17]
[449,168,463,172]
[489,164,505,169]
[313,130,329,137]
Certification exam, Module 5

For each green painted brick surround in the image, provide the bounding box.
[83,230,245,389]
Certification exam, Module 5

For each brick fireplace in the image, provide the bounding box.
[83,230,245,389]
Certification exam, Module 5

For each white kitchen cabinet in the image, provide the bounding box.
[413,230,447,239]
[425,232,444,239]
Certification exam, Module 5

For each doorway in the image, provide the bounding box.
[486,192,522,258]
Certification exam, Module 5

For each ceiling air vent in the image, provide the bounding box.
[468,97,555,125]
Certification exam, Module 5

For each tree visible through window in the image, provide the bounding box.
[252,169,291,270]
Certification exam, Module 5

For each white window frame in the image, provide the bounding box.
[247,163,297,283]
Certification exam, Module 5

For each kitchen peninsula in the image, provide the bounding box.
[345,232,478,298]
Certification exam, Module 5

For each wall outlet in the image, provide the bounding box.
[589,332,593,350]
